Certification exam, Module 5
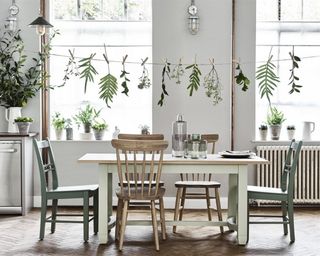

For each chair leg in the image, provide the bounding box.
[214,187,224,233]
[83,192,89,242]
[288,200,295,243]
[119,200,128,251]
[281,201,288,235]
[51,199,58,233]
[115,198,124,241]
[205,187,212,221]
[179,187,187,221]
[39,198,47,240]
[93,189,99,234]
[173,187,182,233]
[159,197,166,240]
[151,200,160,251]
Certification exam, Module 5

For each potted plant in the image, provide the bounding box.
[139,124,150,135]
[258,124,268,141]
[267,107,286,140]
[74,104,101,140]
[65,118,73,140]
[287,125,296,140]
[52,112,65,140]
[14,117,33,134]
[92,119,108,140]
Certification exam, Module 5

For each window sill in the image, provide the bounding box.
[252,140,320,145]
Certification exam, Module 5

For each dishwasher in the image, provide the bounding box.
[0,140,22,214]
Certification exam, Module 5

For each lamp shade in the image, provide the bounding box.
[29,16,53,27]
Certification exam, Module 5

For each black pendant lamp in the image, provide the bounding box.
[29,16,53,35]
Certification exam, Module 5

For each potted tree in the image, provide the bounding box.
[92,119,108,140]
[52,112,65,140]
[14,117,33,134]
[267,107,286,140]
[258,124,268,141]
[287,125,296,140]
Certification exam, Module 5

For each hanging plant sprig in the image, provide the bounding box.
[256,51,280,106]
[78,53,98,93]
[171,58,184,84]
[60,49,79,87]
[99,45,118,108]
[186,56,201,96]
[138,57,151,89]
[158,59,171,107]
[234,61,250,92]
[120,54,130,96]
[288,46,302,94]
[203,58,222,105]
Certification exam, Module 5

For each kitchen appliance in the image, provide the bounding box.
[172,114,187,157]
[0,140,22,214]
[302,121,315,141]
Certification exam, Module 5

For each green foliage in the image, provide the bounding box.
[157,60,171,106]
[60,49,79,87]
[256,55,280,106]
[288,49,302,94]
[186,61,201,96]
[14,117,33,122]
[78,53,98,93]
[52,112,66,130]
[138,57,151,89]
[92,121,108,131]
[170,58,184,84]
[120,54,130,96]
[287,125,295,130]
[74,104,101,126]
[259,124,268,130]
[267,107,286,125]
[65,118,72,128]
[203,61,222,105]
[235,64,250,92]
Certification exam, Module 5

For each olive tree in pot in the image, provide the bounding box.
[267,107,286,140]
[14,117,33,134]
[52,112,65,140]
[92,119,108,140]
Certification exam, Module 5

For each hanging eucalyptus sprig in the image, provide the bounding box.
[99,46,118,108]
[171,58,184,84]
[157,59,171,106]
[234,62,250,91]
[288,46,302,94]
[203,59,222,105]
[138,57,151,89]
[60,49,79,87]
[120,54,130,96]
[256,53,280,106]
[78,53,98,93]
[186,57,201,96]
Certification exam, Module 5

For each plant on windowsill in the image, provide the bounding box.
[267,107,286,140]
[92,119,108,140]
[139,124,150,135]
[65,118,73,140]
[14,117,33,134]
[258,124,268,141]
[52,112,65,140]
[287,125,296,140]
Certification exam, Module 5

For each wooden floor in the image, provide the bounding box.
[0,207,319,256]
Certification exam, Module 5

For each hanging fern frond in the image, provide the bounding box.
[288,47,302,94]
[120,54,130,96]
[78,53,98,93]
[186,61,201,96]
[256,54,280,106]
[158,60,171,107]
[235,63,250,92]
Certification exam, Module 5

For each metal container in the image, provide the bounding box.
[172,114,187,157]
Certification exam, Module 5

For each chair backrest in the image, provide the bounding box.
[118,133,164,141]
[281,139,303,196]
[180,133,219,182]
[33,138,59,196]
[111,139,168,198]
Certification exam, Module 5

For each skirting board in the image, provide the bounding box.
[33,196,228,210]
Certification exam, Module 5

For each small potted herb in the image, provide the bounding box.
[52,112,66,140]
[139,124,150,135]
[258,124,268,141]
[65,118,73,140]
[287,125,296,140]
[92,120,108,140]
[14,117,33,134]
[267,107,286,140]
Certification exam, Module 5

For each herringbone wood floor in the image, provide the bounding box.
[0,207,319,256]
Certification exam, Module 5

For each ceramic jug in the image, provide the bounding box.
[5,107,22,133]
[302,121,315,141]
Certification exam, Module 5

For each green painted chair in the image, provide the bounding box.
[33,138,99,242]
[247,139,303,243]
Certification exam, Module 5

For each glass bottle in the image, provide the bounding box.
[172,114,187,157]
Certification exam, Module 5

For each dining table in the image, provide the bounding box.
[78,153,268,245]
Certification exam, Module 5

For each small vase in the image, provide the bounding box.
[55,129,63,140]
[5,107,22,133]
[66,128,73,140]
[287,129,295,141]
[269,125,282,140]
[259,129,268,141]
[93,129,105,140]
[16,122,31,134]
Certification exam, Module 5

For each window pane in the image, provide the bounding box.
[53,0,78,20]
[303,0,320,20]
[256,0,278,21]
[281,0,302,21]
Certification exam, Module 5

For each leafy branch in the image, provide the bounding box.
[171,58,184,84]
[60,49,79,87]
[158,59,171,106]
[256,54,279,106]
[78,53,98,93]
[288,47,302,94]
[99,47,118,108]
[138,57,151,89]
[120,54,130,96]
[186,59,201,96]
[204,59,222,105]
[235,63,250,91]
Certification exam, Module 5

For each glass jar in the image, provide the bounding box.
[199,139,207,159]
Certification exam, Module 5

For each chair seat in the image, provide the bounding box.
[248,185,287,195]
[175,180,221,188]
[119,180,165,187]
[49,184,99,193]
[116,187,165,200]
[248,185,288,201]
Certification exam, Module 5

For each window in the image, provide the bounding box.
[256,0,320,140]
[49,0,152,140]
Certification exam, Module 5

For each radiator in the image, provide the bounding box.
[256,146,320,204]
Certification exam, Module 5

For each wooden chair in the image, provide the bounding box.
[173,134,224,233]
[112,139,168,251]
[247,139,303,243]
[33,138,98,242]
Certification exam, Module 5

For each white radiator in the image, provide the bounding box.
[256,146,320,204]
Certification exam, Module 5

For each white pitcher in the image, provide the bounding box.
[302,121,315,141]
[5,107,22,133]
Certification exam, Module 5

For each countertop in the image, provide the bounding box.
[0,132,37,137]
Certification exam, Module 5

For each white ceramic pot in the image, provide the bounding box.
[55,129,63,140]
[269,125,282,140]
[93,129,105,140]
[5,107,22,133]
[79,132,93,140]
[16,122,31,134]
[259,129,268,141]
[287,129,295,141]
